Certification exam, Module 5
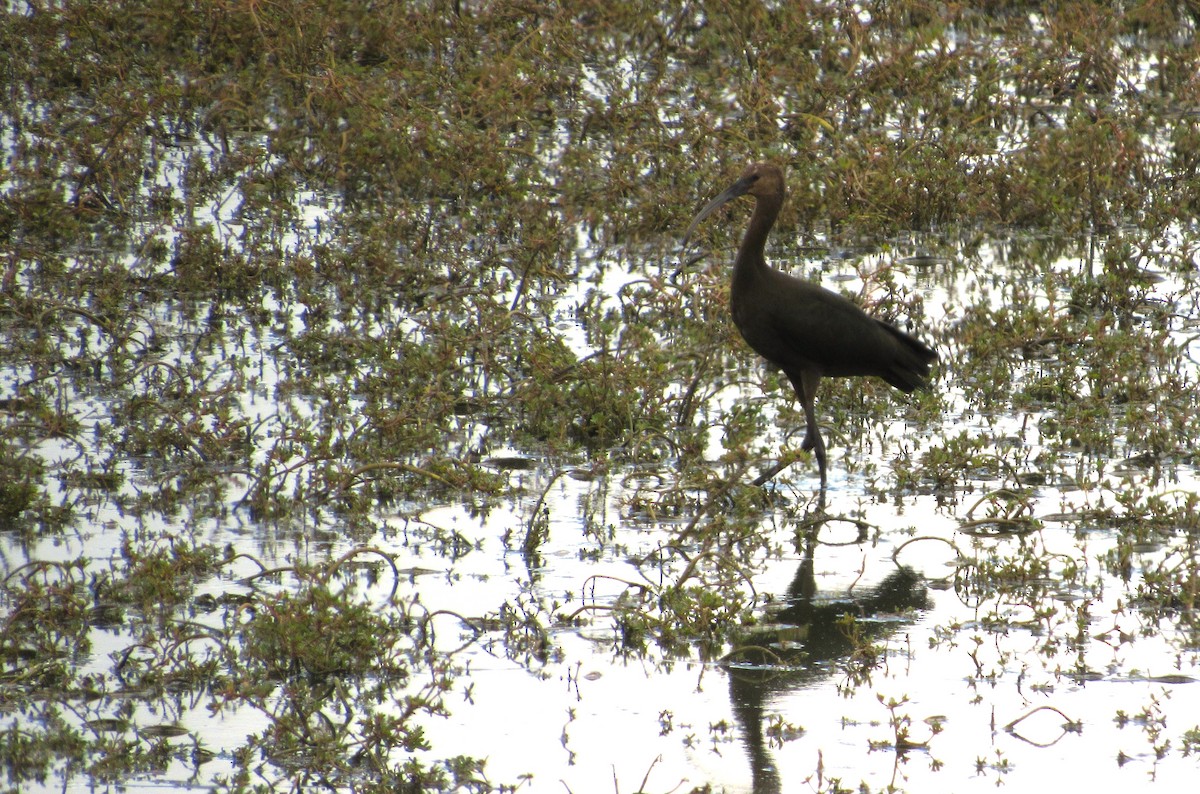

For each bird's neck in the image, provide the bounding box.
[733,193,783,281]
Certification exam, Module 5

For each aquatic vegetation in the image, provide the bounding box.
[3,1,1200,791]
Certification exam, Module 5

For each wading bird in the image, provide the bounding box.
[683,162,936,487]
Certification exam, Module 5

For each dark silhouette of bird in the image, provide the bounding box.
[682,162,936,487]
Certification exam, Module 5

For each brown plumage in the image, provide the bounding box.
[683,162,936,486]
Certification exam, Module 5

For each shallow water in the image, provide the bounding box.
[5,233,1200,793]
[6,4,1200,792]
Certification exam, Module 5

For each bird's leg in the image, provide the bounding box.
[788,370,827,485]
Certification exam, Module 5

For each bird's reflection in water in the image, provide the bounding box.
[722,518,929,794]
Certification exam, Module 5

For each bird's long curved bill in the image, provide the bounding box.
[681,174,754,248]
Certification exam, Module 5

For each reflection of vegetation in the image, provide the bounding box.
[3,1,1200,790]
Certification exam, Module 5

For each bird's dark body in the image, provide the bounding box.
[684,162,936,485]
[731,266,932,389]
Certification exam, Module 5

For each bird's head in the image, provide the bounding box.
[681,162,785,248]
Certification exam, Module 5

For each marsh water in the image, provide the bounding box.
[4,3,1200,793]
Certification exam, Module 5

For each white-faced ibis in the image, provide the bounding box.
[683,162,936,486]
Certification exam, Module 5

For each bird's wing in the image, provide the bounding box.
[755,273,898,376]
